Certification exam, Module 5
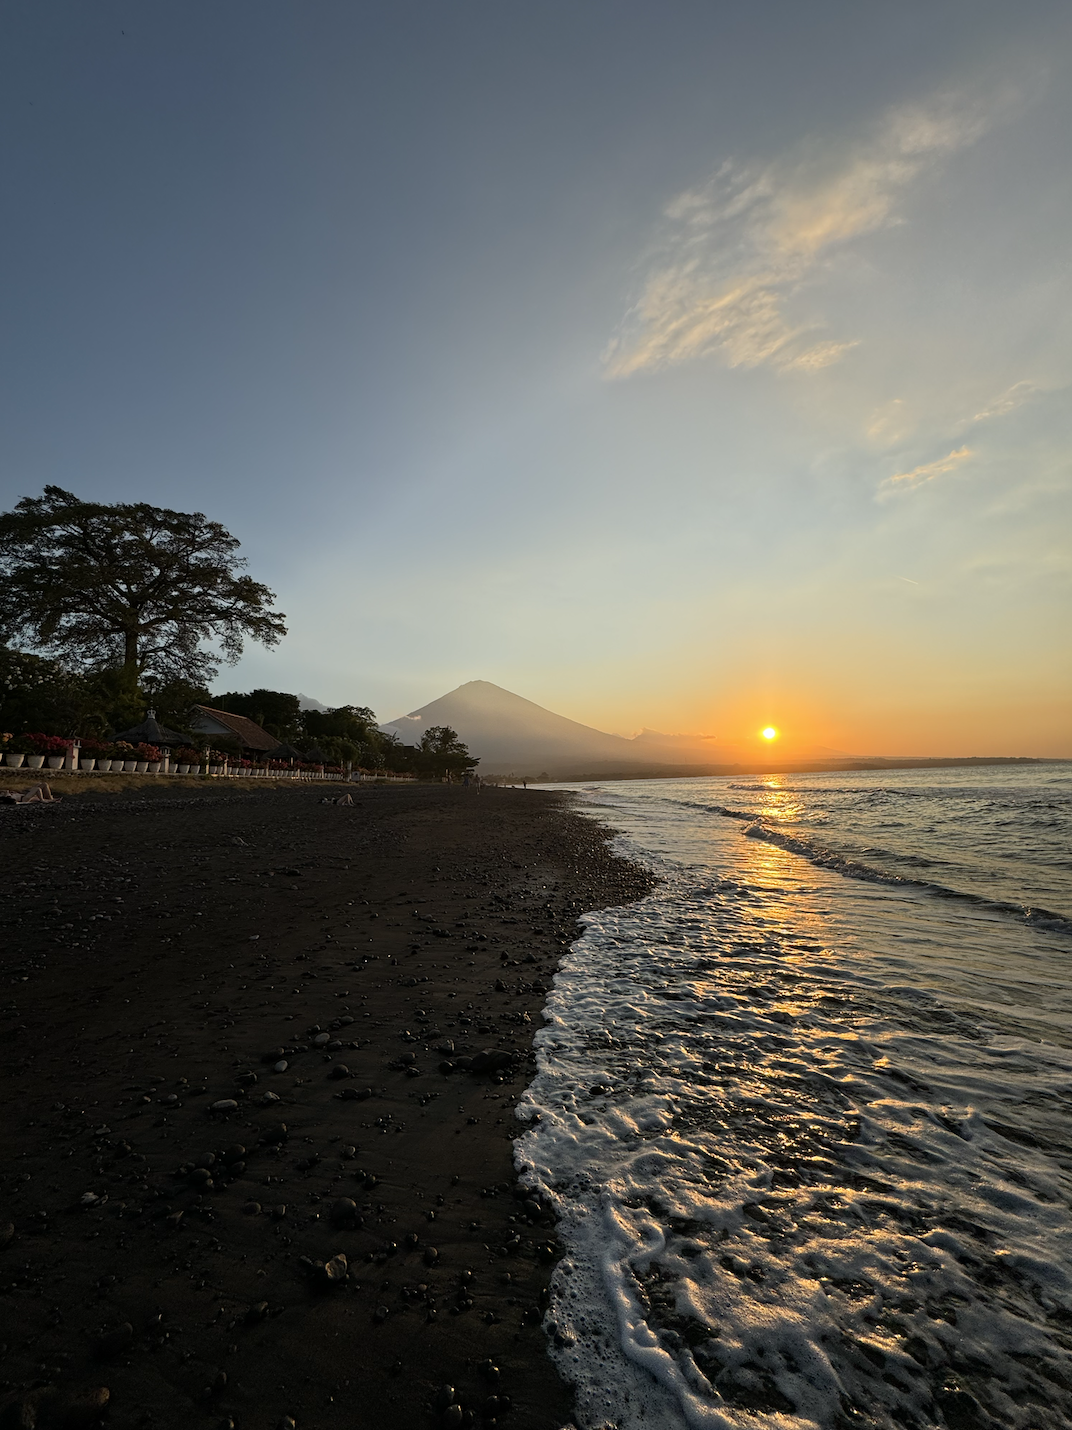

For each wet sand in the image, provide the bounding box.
[0,783,653,1430]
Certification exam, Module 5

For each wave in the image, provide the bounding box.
[741,821,1072,935]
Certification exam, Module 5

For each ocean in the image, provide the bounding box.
[517,765,1072,1430]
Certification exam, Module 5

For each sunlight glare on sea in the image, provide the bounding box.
[518,766,1072,1430]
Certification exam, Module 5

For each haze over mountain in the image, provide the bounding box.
[380,681,848,778]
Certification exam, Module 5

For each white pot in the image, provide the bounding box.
[97,759,112,772]
[4,752,25,768]
[135,761,148,773]
[148,762,161,773]
[176,763,189,774]
[47,756,64,770]
[26,755,45,769]
[123,760,137,772]
[80,758,96,771]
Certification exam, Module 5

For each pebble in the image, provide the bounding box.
[0,1223,13,1249]
[261,1092,281,1105]
[328,1063,351,1080]
[62,1388,111,1427]
[210,1099,239,1114]
[273,1060,288,1073]
[423,1246,439,1266]
[3,1400,35,1430]
[245,1301,270,1323]
[322,1253,348,1284]
[331,1198,360,1226]
[243,1202,262,1216]
[96,1322,133,1359]
[372,1304,389,1323]
[223,1144,247,1163]
[313,1033,331,1047]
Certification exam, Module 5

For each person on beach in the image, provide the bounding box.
[1,784,60,804]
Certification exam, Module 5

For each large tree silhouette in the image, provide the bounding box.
[0,486,286,686]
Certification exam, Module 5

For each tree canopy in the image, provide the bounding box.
[417,724,479,778]
[0,486,286,687]
[214,689,305,743]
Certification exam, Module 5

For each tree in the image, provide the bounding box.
[416,725,478,779]
[215,688,304,743]
[0,646,104,736]
[0,486,286,688]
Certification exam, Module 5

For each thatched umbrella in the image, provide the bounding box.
[111,712,189,747]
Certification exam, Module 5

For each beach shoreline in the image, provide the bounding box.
[0,784,653,1430]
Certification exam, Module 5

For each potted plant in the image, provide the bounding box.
[22,732,65,769]
[112,740,137,772]
[134,741,162,774]
[172,745,198,775]
[77,736,109,773]
[3,735,31,768]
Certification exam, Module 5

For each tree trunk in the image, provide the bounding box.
[121,628,140,691]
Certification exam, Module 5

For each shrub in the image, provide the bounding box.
[22,732,71,755]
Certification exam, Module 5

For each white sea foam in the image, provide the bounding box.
[517,770,1072,1429]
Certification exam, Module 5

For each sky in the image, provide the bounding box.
[1,1,1070,756]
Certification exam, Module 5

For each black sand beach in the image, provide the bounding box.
[0,782,653,1430]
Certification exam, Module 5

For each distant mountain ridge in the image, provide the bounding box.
[380,680,847,778]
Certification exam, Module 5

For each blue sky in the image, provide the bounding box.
[1,1,1069,754]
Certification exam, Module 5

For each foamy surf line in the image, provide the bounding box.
[515,820,1072,1430]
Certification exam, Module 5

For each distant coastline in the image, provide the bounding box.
[518,755,1062,783]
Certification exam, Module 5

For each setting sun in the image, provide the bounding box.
[762,726,778,740]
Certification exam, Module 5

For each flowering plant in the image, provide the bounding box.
[173,747,201,763]
[22,732,71,755]
[134,743,162,762]
[78,737,115,756]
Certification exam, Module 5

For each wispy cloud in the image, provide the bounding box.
[970,380,1041,424]
[604,89,1003,380]
[882,445,974,493]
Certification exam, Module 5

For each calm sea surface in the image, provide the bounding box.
[517,765,1072,1429]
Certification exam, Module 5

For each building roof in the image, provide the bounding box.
[191,705,281,752]
[111,713,190,747]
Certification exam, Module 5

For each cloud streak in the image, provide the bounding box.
[604,89,1002,380]
[970,381,1041,424]
[882,445,974,493]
